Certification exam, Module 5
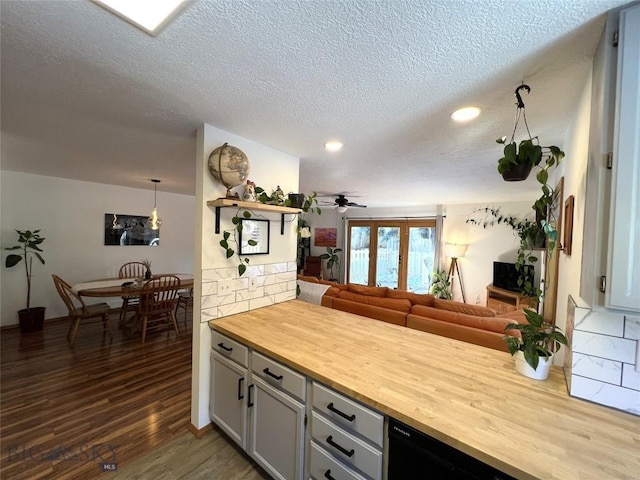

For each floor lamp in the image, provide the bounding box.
[445,243,467,303]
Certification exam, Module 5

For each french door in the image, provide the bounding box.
[347,220,437,293]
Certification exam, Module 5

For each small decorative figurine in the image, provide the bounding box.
[242,180,256,202]
[274,185,285,205]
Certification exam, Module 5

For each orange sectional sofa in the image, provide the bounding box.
[297,275,526,352]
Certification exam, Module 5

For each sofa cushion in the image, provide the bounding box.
[433,299,495,317]
[496,309,529,324]
[297,274,319,283]
[338,291,411,312]
[332,298,407,327]
[411,305,520,336]
[386,290,435,306]
[347,284,389,297]
[323,286,341,298]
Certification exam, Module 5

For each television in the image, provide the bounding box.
[493,261,533,293]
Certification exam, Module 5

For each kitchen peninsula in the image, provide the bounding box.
[209,300,640,480]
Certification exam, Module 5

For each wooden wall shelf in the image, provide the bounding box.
[207,198,301,235]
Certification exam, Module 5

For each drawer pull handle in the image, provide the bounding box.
[326,435,354,458]
[324,469,336,480]
[237,377,244,400]
[327,402,356,422]
[263,368,283,381]
[217,342,233,352]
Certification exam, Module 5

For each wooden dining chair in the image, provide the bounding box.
[118,261,146,324]
[136,275,181,344]
[52,274,112,346]
[175,288,193,329]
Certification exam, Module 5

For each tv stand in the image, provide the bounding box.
[486,285,536,314]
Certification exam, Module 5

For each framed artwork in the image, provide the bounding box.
[104,213,159,246]
[239,218,270,255]
[563,195,575,256]
[314,228,337,247]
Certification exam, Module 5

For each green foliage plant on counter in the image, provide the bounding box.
[429,269,452,299]
[503,308,568,370]
[4,229,46,310]
[219,209,257,277]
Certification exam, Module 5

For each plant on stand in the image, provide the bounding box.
[4,229,47,333]
[320,247,342,281]
[503,308,568,380]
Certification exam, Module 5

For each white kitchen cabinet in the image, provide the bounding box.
[210,331,307,480]
[607,3,640,312]
[581,3,640,313]
[248,375,306,480]
[209,349,248,449]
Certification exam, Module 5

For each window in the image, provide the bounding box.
[347,220,437,292]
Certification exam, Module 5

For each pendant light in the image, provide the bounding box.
[147,179,163,230]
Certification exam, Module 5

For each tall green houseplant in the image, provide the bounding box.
[5,229,46,311]
[320,247,342,281]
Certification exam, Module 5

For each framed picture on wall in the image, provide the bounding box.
[314,228,337,247]
[104,213,159,246]
[239,218,270,255]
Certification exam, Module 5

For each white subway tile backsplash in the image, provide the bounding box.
[202,293,236,308]
[574,310,625,337]
[287,261,297,272]
[202,281,218,296]
[570,375,640,415]
[265,283,287,296]
[237,287,266,301]
[625,316,640,340]
[265,262,288,274]
[276,271,296,283]
[572,330,636,364]
[250,296,275,310]
[275,290,296,303]
[218,300,249,317]
[244,264,265,277]
[203,267,237,282]
[201,307,218,322]
[622,363,640,390]
[572,352,622,385]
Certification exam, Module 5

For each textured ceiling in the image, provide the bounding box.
[0,0,630,207]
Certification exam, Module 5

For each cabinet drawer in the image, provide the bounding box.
[211,331,248,367]
[312,382,383,447]
[309,440,368,480]
[311,412,382,480]
[251,351,306,401]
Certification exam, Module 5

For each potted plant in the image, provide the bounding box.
[4,229,46,333]
[503,308,568,380]
[320,247,342,281]
[429,269,452,299]
[142,258,152,279]
[496,137,564,182]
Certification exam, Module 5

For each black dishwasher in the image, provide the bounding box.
[388,418,516,480]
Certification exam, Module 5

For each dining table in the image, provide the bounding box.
[72,273,194,298]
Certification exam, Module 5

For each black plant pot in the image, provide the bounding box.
[501,163,533,182]
[288,193,305,209]
[145,270,152,280]
[18,307,46,333]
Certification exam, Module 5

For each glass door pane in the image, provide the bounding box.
[376,226,400,288]
[407,226,436,293]
[348,226,370,285]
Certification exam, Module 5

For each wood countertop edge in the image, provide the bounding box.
[208,301,640,480]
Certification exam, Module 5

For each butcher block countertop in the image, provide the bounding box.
[209,300,640,480]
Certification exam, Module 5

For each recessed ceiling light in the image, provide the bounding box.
[324,141,344,152]
[92,0,189,36]
[451,106,481,123]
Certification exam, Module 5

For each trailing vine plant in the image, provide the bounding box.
[466,207,543,302]
[218,188,321,277]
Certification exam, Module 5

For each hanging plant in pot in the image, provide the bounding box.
[4,229,46,333]
[503,308,568,381]
[496,84,564,183]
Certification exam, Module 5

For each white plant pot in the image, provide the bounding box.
[514,350,552,381]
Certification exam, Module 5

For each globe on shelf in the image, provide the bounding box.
[208,143,250,198]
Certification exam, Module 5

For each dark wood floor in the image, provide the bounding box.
[0,311,193,479]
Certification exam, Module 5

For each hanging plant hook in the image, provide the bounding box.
[514,83,531,109]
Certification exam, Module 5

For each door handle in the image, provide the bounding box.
[237,377,244,400]
[263,367,283,381]
[248,384,254,408]
[324,469,336,480]
[217,342,232,352]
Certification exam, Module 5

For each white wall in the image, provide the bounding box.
[0,171,195,326]
[191,123,300,429]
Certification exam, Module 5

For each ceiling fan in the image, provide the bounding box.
[320,194,367,213]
